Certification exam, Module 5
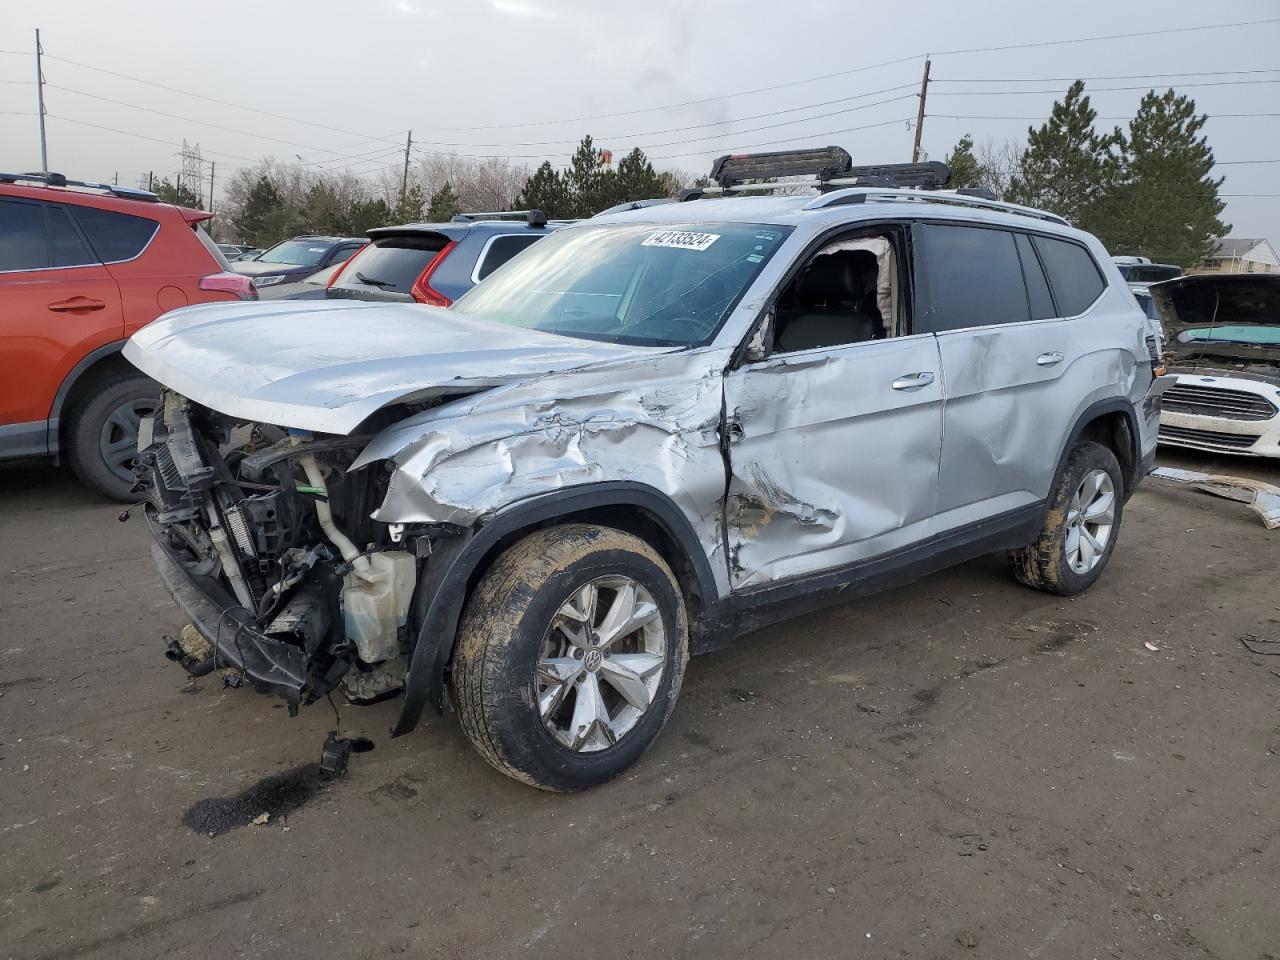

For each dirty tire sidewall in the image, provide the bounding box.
[452,524,689,792]
[1009,440,1124,596]
[65,374,159,502]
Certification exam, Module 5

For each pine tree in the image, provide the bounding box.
[395,182,427,223]
[611,148,668,206]
[1004,81,1120,228]
[1099,89,1228,266]
[345,198,391,235]
[150,176,204,210]
[517,161,572,219]
[565,135,612,217]
[426,182,461,222]
[943,134,983,189]
[234,175,283,246]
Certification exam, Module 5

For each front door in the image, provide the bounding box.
[722,332,944,589]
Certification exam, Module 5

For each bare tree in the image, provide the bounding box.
[974,137,1024,200]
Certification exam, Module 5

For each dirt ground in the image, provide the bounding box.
[2,449,1278,960]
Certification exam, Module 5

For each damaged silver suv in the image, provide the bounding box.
[127,148,1166,791]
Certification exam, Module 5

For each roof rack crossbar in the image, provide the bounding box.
[807,187,1069,226]
[0,171,160,202]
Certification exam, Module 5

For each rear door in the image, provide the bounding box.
[68,203,166,336]
[0,197,123,435]
[916,222,1098,529]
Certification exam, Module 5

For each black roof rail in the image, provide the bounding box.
[955,186,997,201]
[0,171,160,202]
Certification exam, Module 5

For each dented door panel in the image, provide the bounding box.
[722,336,944,588]
[933,307,1139,529]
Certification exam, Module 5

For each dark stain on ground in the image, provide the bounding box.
[957,657,1004,678]
[373,779,418,801]
[182,764,329,836]
[32,878,61,893]
[0,676,43,691]
[1039,631,1078,653]
[909,686,940,714]
[346,736,375,753]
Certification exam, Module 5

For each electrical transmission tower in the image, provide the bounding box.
[179,140,204,199]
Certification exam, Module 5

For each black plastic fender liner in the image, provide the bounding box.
[1051,396,1144,503]
[390,481,723,738]
[151,543,310,699]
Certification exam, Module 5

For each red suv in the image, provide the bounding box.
[0,172,255,499]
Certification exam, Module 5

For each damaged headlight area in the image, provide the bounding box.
[136,389,433,714]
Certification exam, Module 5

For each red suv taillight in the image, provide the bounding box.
[199,271,258,301]
[410,241,457,307]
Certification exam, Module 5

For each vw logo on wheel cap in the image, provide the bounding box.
[584,648,604,672]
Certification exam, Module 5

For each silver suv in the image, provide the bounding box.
[126,149,1165,791]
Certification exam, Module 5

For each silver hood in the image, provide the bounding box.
[123,299,667,434]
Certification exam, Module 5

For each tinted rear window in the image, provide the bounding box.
[70,206,158,262]
[1033,235,1106,316]
[918,223,1029,332]
[48,206,97,267]
[1015,232,1055,320]
[332,235,448,294]
[0,198,49,270]
[475,233,542,281]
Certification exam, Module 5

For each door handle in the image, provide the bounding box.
[1036,351,1065,367]
[891,371,936,391]
[48,297,106,314]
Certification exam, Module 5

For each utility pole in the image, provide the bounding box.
[147,170,154,191]
[208,161,215,212]
[400,129,413,210]
[911,57,931,164]
[35,29,48,173]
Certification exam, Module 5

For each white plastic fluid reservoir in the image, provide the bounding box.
[341,551,416,663]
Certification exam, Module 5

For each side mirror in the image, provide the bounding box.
[741,310,774,364]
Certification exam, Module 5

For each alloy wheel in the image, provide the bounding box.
[536,576,666,752]
[1064,468,1115,575]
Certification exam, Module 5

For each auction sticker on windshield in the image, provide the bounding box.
[642,230,720,252]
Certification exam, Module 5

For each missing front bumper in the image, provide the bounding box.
[151,543,313,709]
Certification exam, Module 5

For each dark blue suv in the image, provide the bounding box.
[325,212,563,306]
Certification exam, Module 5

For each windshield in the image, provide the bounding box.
[450,222,792,347]
[1179,325,1280,346]
[255,239,333,267]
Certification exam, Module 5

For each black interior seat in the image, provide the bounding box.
[775,251,881,352]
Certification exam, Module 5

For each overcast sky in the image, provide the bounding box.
[2,1,1277,242]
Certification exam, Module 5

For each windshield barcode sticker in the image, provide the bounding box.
[642,230,721,252]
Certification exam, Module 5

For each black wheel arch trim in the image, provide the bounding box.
[391,480,721,737]
[45,339,131,453]
[1052,396,1142,502]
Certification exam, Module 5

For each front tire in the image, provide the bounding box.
[1009,440,1124,596]
[451,524,689,792]
[65,373,160,502]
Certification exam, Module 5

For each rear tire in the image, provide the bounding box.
[65,373,159,502]
[451,524,688,792]
[1009,440,1124,596]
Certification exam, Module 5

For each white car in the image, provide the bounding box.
[1155,274,1280,458]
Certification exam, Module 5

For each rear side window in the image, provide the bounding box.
[918,223,1029,332]
[475,233,542,281]
[70,206,159,263]
[332,235,448,294]
[47,206,97,268]
[0,198,49,270]
[1032,235,1105,316]
[1015,233,1055,320]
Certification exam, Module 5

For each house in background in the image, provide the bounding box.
[1193,238,1279,275]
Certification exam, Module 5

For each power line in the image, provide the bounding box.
[927,112,1280,120]
[932,79,1280,97]
[45,83,408,162]
[929,16,1280,57]
[40,52,404,148]
[935,68,1280,83]
[46,113,258,162]
[405,83,920,149]
[648,116,915,161]
[1216,159,1280,165]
